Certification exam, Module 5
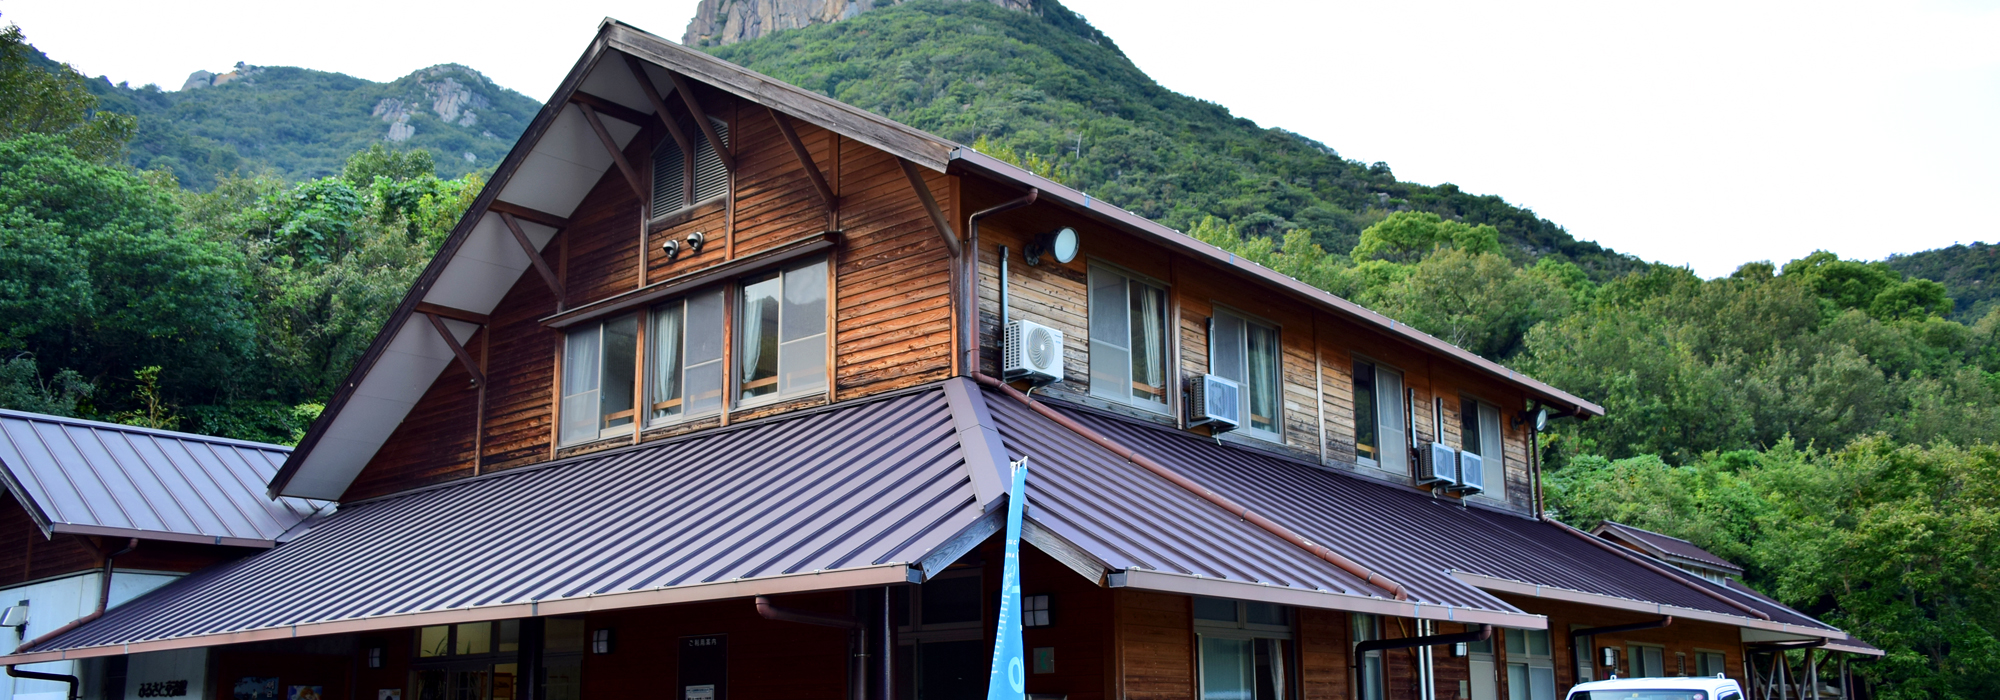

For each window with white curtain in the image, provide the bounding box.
[647,288,725,424]
[1194,598,1292,700]
[1211,310,1281,438]
[1352,360,1406,471]
[737,258,828,405]
[560,314,639,445]
[1087,265,1169,412]
[1459,397,1507,500]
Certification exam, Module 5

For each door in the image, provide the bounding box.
[1469,657,1498,700]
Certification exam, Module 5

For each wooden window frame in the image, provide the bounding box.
[732,256,831,410]
[1350,354,1408,472]
[1209,305,1284,442]
[1458,393,1508,503]
[1085,262,1173,415]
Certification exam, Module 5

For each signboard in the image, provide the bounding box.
[984,460,1029,700]
[679,634,727,700]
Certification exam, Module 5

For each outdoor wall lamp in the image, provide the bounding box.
[686,231,705,254]
[1025,227,1078,266]
[661,238,680,262]
[592,628,613,654]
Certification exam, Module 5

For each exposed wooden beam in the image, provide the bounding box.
[576,104,646,201]
[488,200,570,229]
[413,302,490,326]
[424,312,485,386]
[769,106,836,214]
[666,71,736,172]
[622,54,694,158]
[568,91,650,128]
[500,212,565,300]
[900,157,959,258]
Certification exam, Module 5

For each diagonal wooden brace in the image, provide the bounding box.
[666,71,736,172]
[500,211,565,301]
[425,312,485,386]
[769,106,836,214]
[900,157,959,258]
[623,54,695,158]
[577,103,645,200]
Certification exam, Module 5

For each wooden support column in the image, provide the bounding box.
[899,157,959,258]
[623,55,695,157]
[666,71,735,171]
[769,106,837,215]
[577,103,645,200]
[500,212,566,302]
[424,312,485,386]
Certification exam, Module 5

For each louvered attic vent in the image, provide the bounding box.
[651,116,730,217]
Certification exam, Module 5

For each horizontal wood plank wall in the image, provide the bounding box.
[563,142,648,307]
[731,106,833,258]
[580,593,854,700]
[832,136,954,395]
[1316,324,1359,465]
[1115,589,1194,700]
[1299,608,1351,700]
[1429,622,1473,700]
[479,264,561,472]
[1,492,100,585]
[970,195,1093,387]
[1495,595,1749,693]
[344,328,483,501]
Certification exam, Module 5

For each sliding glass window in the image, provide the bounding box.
[1351,360,1406,470]
[1211,310,1282,438]
[648,288,726,424]
[560,314,639,445]
[738,258,828,405]
[1087,264,1170,412]
[1459,397,1506,500]
[1195,597,1293,700]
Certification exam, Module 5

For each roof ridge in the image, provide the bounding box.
[0,408,292,453]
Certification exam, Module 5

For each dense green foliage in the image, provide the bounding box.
[1887,241,2000,324]
[708,0,1645,280]
[79,56,536,190]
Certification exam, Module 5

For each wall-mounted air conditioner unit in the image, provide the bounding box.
[1188,374,1241,433]
[1003,320,1065,386]
[1450,452,1485,496]
[1417,442,1458,486]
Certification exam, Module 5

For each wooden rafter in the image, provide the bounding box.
[413,302,490,326]
[499,211,565,300]
[666,71,735,172]
[769,106,836,213]
[576,104,645,200]
[622,54,695,158]
[424,312,485,386]
[488,200,570,229]
[568,91,650,128]
[900,158,959,258]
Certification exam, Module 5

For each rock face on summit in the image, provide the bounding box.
[682,0,1032,46]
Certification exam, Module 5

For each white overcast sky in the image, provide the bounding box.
[6,0,1998,277]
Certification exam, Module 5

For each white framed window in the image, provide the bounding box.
[1352,613,1384,700]
[1211,309,1282,438]
[736,258,828,406]
[560,314,639,445]
[1352,359,1406,471]
[1460,396,1506,500]
[651,116,730,218]
[1194,598,1291,700]
[1468,636,1500,700]
[647,288,725,424]
[1087,264,1170,411]
[1505,628,1556,700]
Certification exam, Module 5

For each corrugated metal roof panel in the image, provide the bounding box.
[0,409,326,545]
[17,389,980,658]
[1596,520,1744,573]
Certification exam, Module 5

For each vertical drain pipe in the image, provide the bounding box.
[880,586,894,700]
[5,538,137,700]
[961,189,1039,378]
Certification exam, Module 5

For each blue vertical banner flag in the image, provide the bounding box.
[985,459,1030,700]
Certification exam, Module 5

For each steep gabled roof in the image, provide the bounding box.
[1593,520,1745,575]
[0,409,327,547]
[271,18,1601,502]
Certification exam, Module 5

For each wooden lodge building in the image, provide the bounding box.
[2,19,1877,700]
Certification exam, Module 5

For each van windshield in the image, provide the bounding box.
[1570,692,1708,700]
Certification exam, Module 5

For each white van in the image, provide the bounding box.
[1564,676,1745,700]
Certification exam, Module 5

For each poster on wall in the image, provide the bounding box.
[678,634,726,700]
[234,677,279,700]
[288,687,324,700]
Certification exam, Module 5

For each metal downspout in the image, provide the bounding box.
[961,189,1039,377]
[5,538,138,700]
[1352,625,1491,700]
[754,596,865,700]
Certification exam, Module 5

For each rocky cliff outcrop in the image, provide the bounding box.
[682,0,1032,47]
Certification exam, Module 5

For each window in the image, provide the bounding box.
[1087,265,1170,410]
[560,314,639,445]
[1211,310,1282,437]
[1468,636,1500,700]
[737,258,828,405]
[1460,397,1506,499]
[1628,644,1667,678]
[1352,614,1384,700]
[1696,650,1727,678]
[1505,629,1556,700]
[1194,598,1291,700]
[1023,594,1052,627]
[411,621,523,700]
[895,570,986,700]
[648,288,725,423]
[542,618,585,700]
[1352,360,1406,470]
[651,117,730,217]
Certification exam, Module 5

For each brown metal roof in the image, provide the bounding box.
[0,409,327,547]
[1593,520,1744,574]
[3,389,983,663]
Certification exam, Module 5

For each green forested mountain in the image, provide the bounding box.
[68,51,539,190]
[1887,242,2000,324]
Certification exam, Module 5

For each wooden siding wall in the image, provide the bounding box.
[1113,590,1194,700]
[1299,608,1351,700]
[341,81,956,502]
[969,179,1541,512]
[0,492,96,585]
[1497,595,1749,694]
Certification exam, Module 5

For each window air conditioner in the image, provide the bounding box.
[1003,320,1065,386]
[1417,442,1458,486]
[1188,373,1241,433]
[1451,452,1485,496]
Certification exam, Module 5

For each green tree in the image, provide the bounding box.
[1350,211,1501,264]
[0,21,134,161]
